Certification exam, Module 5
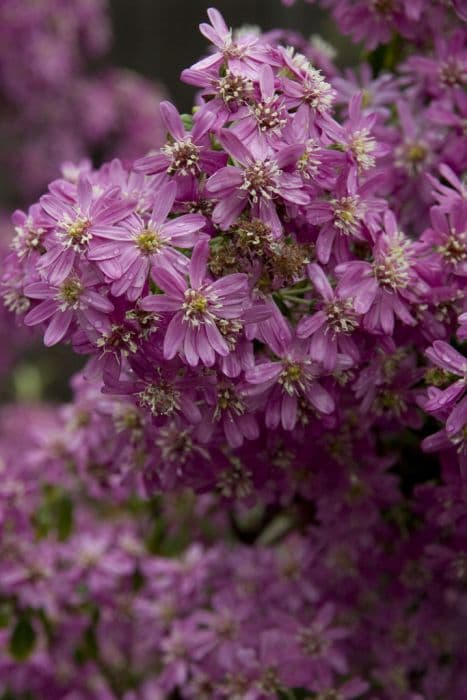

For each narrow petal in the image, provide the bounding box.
[205,166,243,194]
[140,295,182,313]
[307,263,333,301]
[218,129,252,166]
[245,362,282,385]
[163,312,185,359]
[297,311,327,338]
[44,310,73,346]
[150,180,177,226]
[24,299,58,326]
[133,153,169,175]
[205,321,229,356]
[160,101,185,140]
[152,264,186,297]
[281,392,298,431]
[306,382,334,414]
[189,240,209,289]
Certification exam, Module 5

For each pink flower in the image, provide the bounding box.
[87,180,207,301]
[134,100,226,180]
[245,308,335,430]
[336,210,424,334]
[140,240,250,367]
[297,263,360,370]
[205,129,308,234]
[23,268,113,346]
[38,176,135,286]
[185,7,268,80]
[229,64,289,148]
[307,169,385,264]
[322,92,389,173]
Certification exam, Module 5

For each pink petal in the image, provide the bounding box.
[160,101,185,140]
[163,312,185,360]
[189,240,209,289]
[150,180,177,226]
[44,310,73,346]
[24,299,58,326]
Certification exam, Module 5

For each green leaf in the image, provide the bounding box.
[180,113,193,131]
[0,602,12,628]
[55,494,73,541]
[9,616,36,661]
[32,488,74,541]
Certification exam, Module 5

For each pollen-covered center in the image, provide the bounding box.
[331,196,364,235]
[325,299,358,334]
[56,277,83,309]
[298,628,329,656]
[396,140,428,175]
[241,160,281,202]
[252,98,287,133]
[298,139,322,178]
[302,71,334,112]
[222,37,245,60]
[138,381,181,417]
[62,216,92,250]
[349,128,377,171]
[214,384,246,419]
[182,288,210,324]
[135,227,163,255]
[439,58,467,89]
[12,223,45,258]
[156,424,198,464]
[279,361,304,395]
[163,139,200,176]
[373,235,412,289]
[437,232,467,265]
[216,70,252,103]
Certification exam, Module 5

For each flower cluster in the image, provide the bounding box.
[1,2,466,698]
[0,393,466,699]
[3,6,466,486]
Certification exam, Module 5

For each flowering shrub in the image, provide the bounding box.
[1,2,466,698]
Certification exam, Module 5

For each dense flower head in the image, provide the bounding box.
[2,2,466,489]
[0,2,467,698]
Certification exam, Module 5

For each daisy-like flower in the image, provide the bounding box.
[134,100,226,179]
[323,93,388,173]
[205,129,308,235]
[280,45,336,124]
[87,180,207,301]
[10,204,47,262]
[335,210,425,335]
[333,64,401,118]
[140,240,250,367]
[244,308,335,430]
[307,169,384,264]
[422,351,467,473]
[38,176,135,286]
[185,7,269,80]
[418,200,467,278]
[297,263,360,370]
[230,63,288,147]
[23,268,113,346]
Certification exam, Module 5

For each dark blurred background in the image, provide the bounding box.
[109,0,340,110]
